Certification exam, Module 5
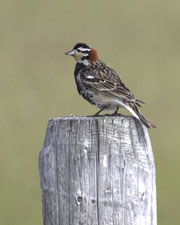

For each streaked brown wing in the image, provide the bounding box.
[80,62,136,102]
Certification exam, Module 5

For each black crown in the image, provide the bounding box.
[73,43,90,50]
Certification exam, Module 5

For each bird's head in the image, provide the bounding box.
[65,43,98,65]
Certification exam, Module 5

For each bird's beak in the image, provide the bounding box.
[65,49,75,56]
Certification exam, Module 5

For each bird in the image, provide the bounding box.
[65,42,156,128]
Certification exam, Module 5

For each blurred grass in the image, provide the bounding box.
[0,0,180,224]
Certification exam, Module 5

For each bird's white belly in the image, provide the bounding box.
[90,91,124,110]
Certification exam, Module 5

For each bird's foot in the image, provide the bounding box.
[87,114,101,117]
[103,113,123,117]
[87,113,123,117]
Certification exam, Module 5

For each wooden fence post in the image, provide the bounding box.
[39,116,157,225]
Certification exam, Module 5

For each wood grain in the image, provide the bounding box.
[39,116,157,225]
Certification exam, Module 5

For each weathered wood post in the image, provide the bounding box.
[39,116,157,225]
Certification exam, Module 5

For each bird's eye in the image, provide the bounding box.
[77,49,80,52]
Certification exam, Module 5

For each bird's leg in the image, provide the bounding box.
[112,107,119,115]
[104,107,121,116]
[93,106,107,116]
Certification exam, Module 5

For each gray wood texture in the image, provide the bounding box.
[39,116,157,225]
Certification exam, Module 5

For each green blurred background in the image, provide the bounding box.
[0,0,180,224]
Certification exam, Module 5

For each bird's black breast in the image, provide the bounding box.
[74,63,86,75]
[74,63,95,105]
[74,63,86,94]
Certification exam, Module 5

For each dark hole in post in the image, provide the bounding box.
[76,196,82,204]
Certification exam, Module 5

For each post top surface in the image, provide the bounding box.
[49,115,137,122]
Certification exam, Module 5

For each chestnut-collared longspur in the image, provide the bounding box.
[65,43,155,128]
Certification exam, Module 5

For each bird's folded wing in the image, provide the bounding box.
[80,68,136,102]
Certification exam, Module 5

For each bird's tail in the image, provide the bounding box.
[135,99,145,107]
[136,112,156,128]
[123,103,156,129]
